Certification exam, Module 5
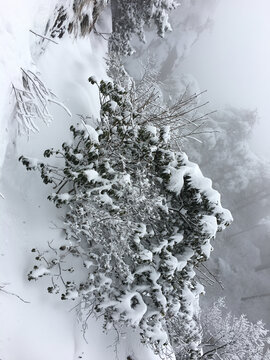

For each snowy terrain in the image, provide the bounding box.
[1,1,269,359]
[0,2,160,359]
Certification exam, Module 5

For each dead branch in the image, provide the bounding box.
[29,29,59,44]
[0,284,30,304]
[241,293,270,301]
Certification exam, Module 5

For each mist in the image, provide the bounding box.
[180,0,270,158]
[173,0,270,329]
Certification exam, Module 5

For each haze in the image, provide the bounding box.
[180,0,270,158]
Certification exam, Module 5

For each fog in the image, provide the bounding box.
[180,0,270,158]
[166,0,270,328]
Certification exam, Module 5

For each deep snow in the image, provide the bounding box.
[0,2,163,359]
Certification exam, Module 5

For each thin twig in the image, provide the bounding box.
[200,263,224,290]
[0,285,30,304]
[29,30,59,44]
[241,293,270,301]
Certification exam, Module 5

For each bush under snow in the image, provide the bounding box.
[20,77,232,358]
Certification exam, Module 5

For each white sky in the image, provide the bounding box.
[180,0,270,157]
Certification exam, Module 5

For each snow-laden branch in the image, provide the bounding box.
[13,68,71,134]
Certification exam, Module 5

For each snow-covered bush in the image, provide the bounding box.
[20,77,232,357]
[200,298,270,360]
[107,55,212,148]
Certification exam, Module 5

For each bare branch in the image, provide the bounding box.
[0,284,30,304]
[29,29,59,44]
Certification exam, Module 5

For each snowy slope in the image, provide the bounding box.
[0,2,165,359]
[0,153,163,360]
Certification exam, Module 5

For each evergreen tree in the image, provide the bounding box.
[110,0,178,55]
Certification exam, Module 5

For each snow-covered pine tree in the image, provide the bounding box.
[20,77,232,358]
[110,0,179,55]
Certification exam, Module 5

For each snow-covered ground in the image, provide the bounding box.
[0,2,164,359]
[1,1,269,358]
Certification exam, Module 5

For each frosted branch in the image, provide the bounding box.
[13,69,71,135]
